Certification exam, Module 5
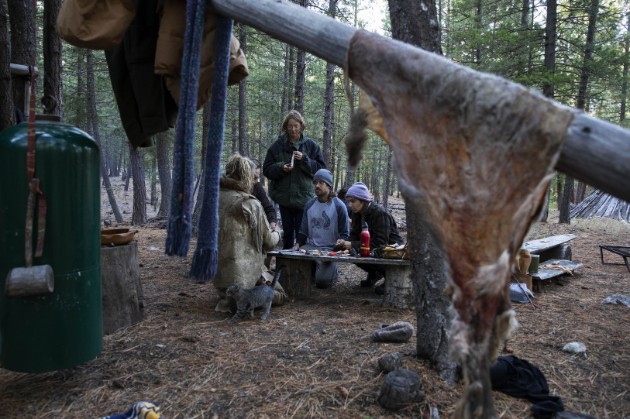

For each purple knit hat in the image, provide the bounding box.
[346,182,371,201]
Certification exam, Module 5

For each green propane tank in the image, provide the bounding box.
[0,119,102,372]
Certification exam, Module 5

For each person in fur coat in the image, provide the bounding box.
[213,154,286,312]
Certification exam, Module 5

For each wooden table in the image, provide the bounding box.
[266,250,414,308]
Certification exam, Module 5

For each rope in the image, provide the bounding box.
[189,16,233,282]
[165,0,206,256]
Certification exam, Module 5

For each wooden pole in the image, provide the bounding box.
[209,0,630,202]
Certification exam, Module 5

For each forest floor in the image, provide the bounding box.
[1,179,629,418]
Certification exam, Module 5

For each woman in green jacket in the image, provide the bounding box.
[263,110,326,249]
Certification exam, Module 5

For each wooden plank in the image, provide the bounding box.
[210,0,630,203]
[532,259,582,281]
[522,234,576,254]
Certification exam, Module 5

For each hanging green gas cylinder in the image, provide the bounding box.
[0,119,102,373]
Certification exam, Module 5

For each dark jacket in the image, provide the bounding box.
[253,181,276,224]
[349,202,404,250]
[262,133,326,209]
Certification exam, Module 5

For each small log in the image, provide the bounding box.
[377,368,425,411]
[101,241,144,334]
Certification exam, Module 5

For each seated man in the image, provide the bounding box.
[294,169,350,288]
[336,182,404,294]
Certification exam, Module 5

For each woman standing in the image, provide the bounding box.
[263,110,326,249]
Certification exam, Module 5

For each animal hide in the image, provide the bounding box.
[345,29,573,417]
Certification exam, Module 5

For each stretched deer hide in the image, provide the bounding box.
[345,30,574,418]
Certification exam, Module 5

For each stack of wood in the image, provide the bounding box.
[570,189,630,221]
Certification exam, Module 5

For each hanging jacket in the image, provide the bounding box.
[105,0,177,148]
[262,133,326,210]
[154,0,248,108]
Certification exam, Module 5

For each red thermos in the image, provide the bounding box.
[360,222,371,257]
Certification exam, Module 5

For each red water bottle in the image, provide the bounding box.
[360,222,371,257]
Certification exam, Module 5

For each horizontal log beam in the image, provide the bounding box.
[210,0,630,202]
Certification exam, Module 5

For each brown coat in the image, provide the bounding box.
[155,0,249,109]
[213,177,280,291]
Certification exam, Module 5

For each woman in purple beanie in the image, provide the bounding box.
[336,182,404,293]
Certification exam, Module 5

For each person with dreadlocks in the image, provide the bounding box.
[213,154,287,313]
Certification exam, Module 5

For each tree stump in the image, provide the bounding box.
[377,368,425,411]
[101,241,144,334]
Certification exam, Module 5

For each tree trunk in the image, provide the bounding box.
[282,44,294,113]
[8,0,35,124]
[150,153,157,209]
[474,0,482,65]
[8,0,35,67]
[294,48,305,113]
[542,0,557,98]
[0,0,14,131]
[42,0,63,117]
[292,0,307,113]
[193,102,211,235]
[129,145,147,225]
[559,176,574,224]
[388,0,442,54]
[86,50,123,224]
[155,130,172,219]
[383,146,392,208]
[388,0,457,384]
[621,34,629,125]
[321,1,337,168]
[238,24,249,156]
[560,0,598,225]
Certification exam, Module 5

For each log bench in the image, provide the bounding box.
[266,250,413,309]
[521,234,582,291]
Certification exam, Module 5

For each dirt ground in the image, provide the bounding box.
[1,182,629,418]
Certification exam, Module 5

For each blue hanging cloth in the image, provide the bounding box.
[189,15,233,281]
[165,0,205,256]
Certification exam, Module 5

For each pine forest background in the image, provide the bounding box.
[4,0,630,225]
